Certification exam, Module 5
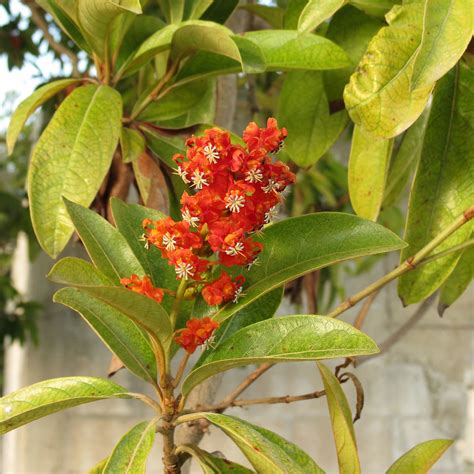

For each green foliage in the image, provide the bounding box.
[200,413,324,473]
[182,315,379,397]
[386,439,453,473]
[0,377,131,434]
[103,420,156,474]
[399,64,474,305]
[318,362,360,473]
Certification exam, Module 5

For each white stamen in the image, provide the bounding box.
[191,169,209,189]
[162,233,177,251]
[139,233,150,250]
[264,205,280,224]
[245,167,263,183]
[175,262,195,280]
[182,208,200,228]
[262,179,279,194]
[233,286,244,303]
[201,334,217,351]
[174,166,190,183]
[203,144,220,164]
[225,241,245,256]
[225,193,246,213]
[4,405,12,414]
[246,257,260,270]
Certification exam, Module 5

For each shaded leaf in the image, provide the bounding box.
[279,71,348,167]
[298,0,347,33]
[28,85,122,258]
[198,413,324,473]
[120,128,145,164]
[398,64,474,305]
[344,2,433,138]
[158,0,184,23]
[200,0,239,23]
[54,287,158,385]
[318,362,360,473]
[212,213,405,324]
[132,153,170,213]
[244,30,350,71]
[0,377,131,434]
[386,439,453,474]
[104,420,156,473]
[350,0,397,17]
[438,245,474,316]
[348,125,393,221]
[240,4,284,28]
[183,0,214,20]
[7,78,81,155]
[324,6,383,101]
[64,198,144,283]
[411,0,472,89]
[383,108,429,208]
[182,315,379,396]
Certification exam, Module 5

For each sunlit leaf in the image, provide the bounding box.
[28,85,122,257]
[348,125,393,221]
[182,315,379,396]
[0,377,131,434]
[298,0,346,33]
[318,362,360,474]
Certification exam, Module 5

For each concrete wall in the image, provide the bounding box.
[2,239,473,473]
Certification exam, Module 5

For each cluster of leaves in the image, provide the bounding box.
[1,0,473,472]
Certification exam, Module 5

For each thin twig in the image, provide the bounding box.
[24,1,80,77]
[213,363,273,411]
[353,289,380,329]
[327,205,474,318]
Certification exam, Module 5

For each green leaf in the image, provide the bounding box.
[197,413,325,473]
[138,79,216,128]
[344,2,434,138]
[77,0,142,59]
[349,0,397,17]
[183,315,379,396]
[54,287,158,385]
[244,30,350,71]
[212,213,406,323]
[283,0,308,29]
[158,0,184,23]
[183,0,213,20]
[180,445,254,473]
[28,85,122,258]
[0,377,131,434]
[103,420,156,473]
[386,439,453,474]
[278,71,348,166]
[110,198,176,292]
[79,286,172,351]
[438,245,474,316]
[398,63,474,305]
[298,0,347,33]
[240,4,284,28]
[383,109,429,208]
[324,6,383,101]
[120,128,145,164]
[411,0,472,90]
[170,23,240,64]
[7,79,80,155]
[318,362,360,474]
[87,458,109,474]
[200,0,239,23]
[48,257,113,286]
[64,198,144,283]
[348,125,393,221]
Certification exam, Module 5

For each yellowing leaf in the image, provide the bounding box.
[28,85,122,258]
[344,2,433,138]
[318,362,360,474]
[298,0,347,33]
[349,125,393,221]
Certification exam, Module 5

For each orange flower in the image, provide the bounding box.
[174,317,220,353]
[202,272,245,306]
[120,274,164,303]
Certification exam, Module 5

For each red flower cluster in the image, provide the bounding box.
[175,317,219,353]
[131,119,293,353]
[120,274,164,303]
